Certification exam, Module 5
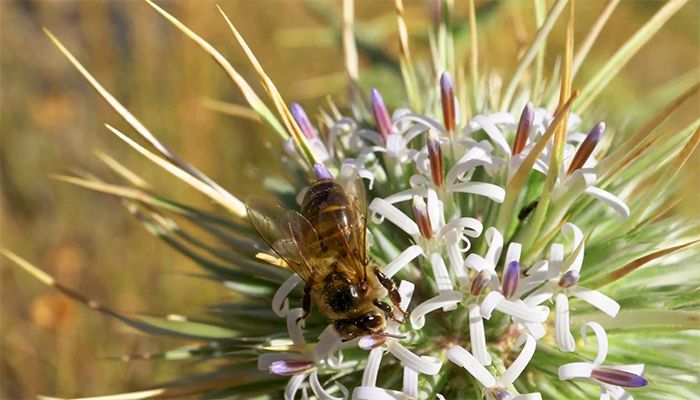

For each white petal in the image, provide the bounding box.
[516,272,550,299]
[410,290,463,328]
[555,294,576,352]
[472,115,512,155]
[484,227,504,265]
[549,243,565,277]
[287,308,306,345]
[383,188,425,205]
[469,303,492,365]
[513,394,543,400]
[480,291,505,320]
[314,325,343,366]
[581,321,608,365]
[569,287,620,317]
[523,286,554,307]
[562,223,584,274]
[447,241,470,287]
[559,362,594,380]
[430,252,455,296]
[495,298,549,322]
[286,372,309,400]
[398,280,416,310]
[361,347,383,386]
[585,186,630,219]
[438,218,484,240]
[310,370,347,400]
[369,198,420,236]
[427,189,442,233]
[273,274,303,317]
[402,367,419,398]
[383,245,423,278]
[505,242,522,267]
[465,253,491,273]
[446,345,497,388]
[351,387,403,400]
[499,334,536,386]
[448,182,506,203]
[386,340,443,375]
[521,321,547,340]
[612,364,645,375]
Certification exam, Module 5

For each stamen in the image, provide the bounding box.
[268,359,314,376]
[512,103,534,155]
[412,196,433,240]
[427,133,444,187]
[312,163,333,180]
[370,88,392,143]
[440,72,456,135]
[470,270,490,296]
[558,270,580,288]
[591,367,648,388]
[290,102,316,139]
[501,261,520,298]
[567,122,605,175]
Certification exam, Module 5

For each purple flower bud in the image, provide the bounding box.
[487,388,514,400]
[513,103,534,155]
[501,261,520,298]
[567,122,605,175]
[440,72,456,135]
[290,102,316,139]
[268,359,314,376]
[370,88,392,143]
[591,367,648,388]
[427,134,444,187]
[558,270,580,288]
[470,270,490,296]
[312,163,333,180]
[359,334,387,350]
[412,196,433,240]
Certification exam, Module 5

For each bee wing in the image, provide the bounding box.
[342,172,369,265]
[246,197,320,284]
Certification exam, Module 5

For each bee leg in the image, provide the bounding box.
[373,268,408,321]
[374,299,403,323]
[296,285,312,325]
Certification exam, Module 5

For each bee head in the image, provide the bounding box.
[334,312,385,340]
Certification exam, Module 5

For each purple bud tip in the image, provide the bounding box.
[312,163,333,180]
[470,270,490,296]
[269,360,314,376]
[440,72,456,134]
[513,103,534,155]
[502,261,520,298]
[370,88,392,142]
[568,121,606,175]
[412,196,433,240]
[359,334,387,350]
[592,367,648,388]
[488,388,514,400]
[290,102,316,139]
[558,270,580,288]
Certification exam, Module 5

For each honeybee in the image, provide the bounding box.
[247,171,407,340]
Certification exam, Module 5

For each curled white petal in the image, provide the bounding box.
[448,182,506,203]
[555,294,576,352]
[499,334,536,386]
[369,198,420,237]
[480,291,505,320]
[438,217,484,240]
[310,370,347,400]
[383,245,423,278]
[446,240,469,287]
[410,290,462,328]
[273,274,303,317]
[562,223,585,274]
[447,345,497,388]
[498,299,549,322]
[582,321,608,365]
[505,242,522,267]
[361,347,383,386]
[484,227,504,265]
[285,372,309,400]
[287,308,306,345]
[402,367,419,398]
[352,387,404,400]
[386,340,442,375]
[585,186,630,219]
[430,253,455,296]
[469,303,491,365]
[521,321,546,340]
[383,188,425,205]
[559,362,594,380]
[471,115,512,155]
[569,287,620,317]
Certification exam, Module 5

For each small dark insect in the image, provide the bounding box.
[518,199,539,221]
[247,168,407,340]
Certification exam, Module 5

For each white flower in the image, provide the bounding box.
[559,322,647,400]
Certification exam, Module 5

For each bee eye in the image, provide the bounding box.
[360,313,383,330]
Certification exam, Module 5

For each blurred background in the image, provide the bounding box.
[1,0,698,398]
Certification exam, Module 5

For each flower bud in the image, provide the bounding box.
[513,103,534,155]
[501,261,520,298]
[370,88,392,143]
[567,122,605,175]
[290,102,316,139]
[591,367,648,388]
[412,196,433,240]
[440,72,456,135]
[427,133,444,187]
